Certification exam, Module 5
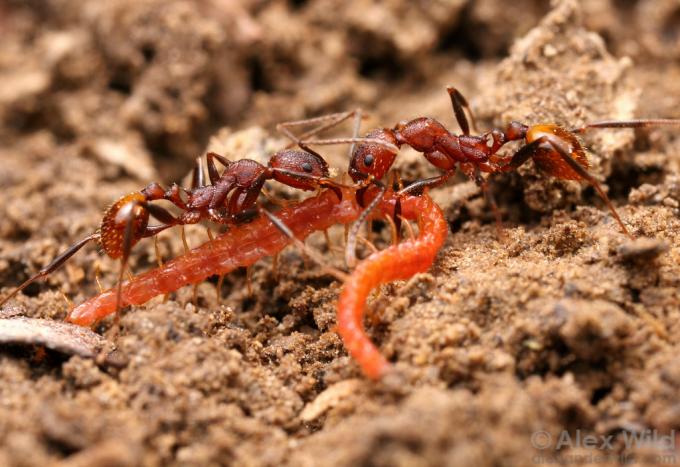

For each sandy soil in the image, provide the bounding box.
[1,0,679,465]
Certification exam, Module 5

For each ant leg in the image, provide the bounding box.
[508,137,633,238]
[261,209,349,281]
[206,152,231,185]
[277,110,360,149]
[261,187,290,207]
[191,156,205,189]
[298,137,399,155]
[356,236,379,254]
[153,236,164,268]
[397,171,455,196]
[153,235,171,303]
[346,184,387,268]
[0,233,100,308]
[180,226,190,254]
[570,119,680,134]
[446,86,478,135]
[543,137,633,238]
[111,200,176,326]
[499,139,544,172]
[114,203,140,330]
[461,163,504,236]
[400,216,416,240]
[383,213,399,246]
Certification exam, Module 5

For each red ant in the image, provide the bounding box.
[287,87,680,239]
[0,146,341,315]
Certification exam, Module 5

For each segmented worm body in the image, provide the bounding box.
[67,188,357,326]
[336,194,448,379]
[67,186,447,381]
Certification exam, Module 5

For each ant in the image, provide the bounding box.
[0,145,341,317]
[286,87,680,239]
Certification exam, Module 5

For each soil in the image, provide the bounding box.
[1,0,680,465]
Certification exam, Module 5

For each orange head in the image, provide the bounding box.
[100,192,149,259]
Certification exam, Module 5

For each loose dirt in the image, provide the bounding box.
[1,0,679,465]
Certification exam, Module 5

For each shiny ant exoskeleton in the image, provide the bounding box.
[289,87,680,239]
[0,145,341,315]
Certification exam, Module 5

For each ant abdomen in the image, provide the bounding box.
[525,124,590,180]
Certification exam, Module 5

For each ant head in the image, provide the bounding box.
[269,149,330,190]
[348,129,399,182]
[505,121,529,141]
[100,192,149,259]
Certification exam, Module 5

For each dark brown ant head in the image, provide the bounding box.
[349,129,399,182]
[100,192,149,259]
[269,149,330,190]
[504,121,529,141]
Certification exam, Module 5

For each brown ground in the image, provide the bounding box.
[1,0,680,465]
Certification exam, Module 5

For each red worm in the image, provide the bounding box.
[336,194,448,380]
[67,188,362,326]
[67,186,447,382]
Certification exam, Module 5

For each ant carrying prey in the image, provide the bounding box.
[285,87,680,239]
[0,144,343,319]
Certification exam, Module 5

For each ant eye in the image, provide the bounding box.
[364,155,374,167]
[301,162,313,173]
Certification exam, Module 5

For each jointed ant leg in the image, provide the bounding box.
[400,215,416,240]
[466,164,503,237]
[277,110,361,149]
[206,152,231,185]
[181,226,190,254]
[0,233,100,308]
[346,184,387,268]
[299,137,399,155]
[383,213,399,246]
[446,86,478,135]
[397,171,455,196]
[261,209,349,282]
[509,137,633,238]
[191,156,205,189]
[545,137,632,238]
[153,236,164,268]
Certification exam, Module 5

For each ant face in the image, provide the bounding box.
[348,129,399,182]
[269,149,330,190]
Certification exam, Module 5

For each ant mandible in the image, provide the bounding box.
[289,87,680,239]
[0,145,341,314]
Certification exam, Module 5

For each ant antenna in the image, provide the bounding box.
[0,233,100,308]
[571,118,680,133]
